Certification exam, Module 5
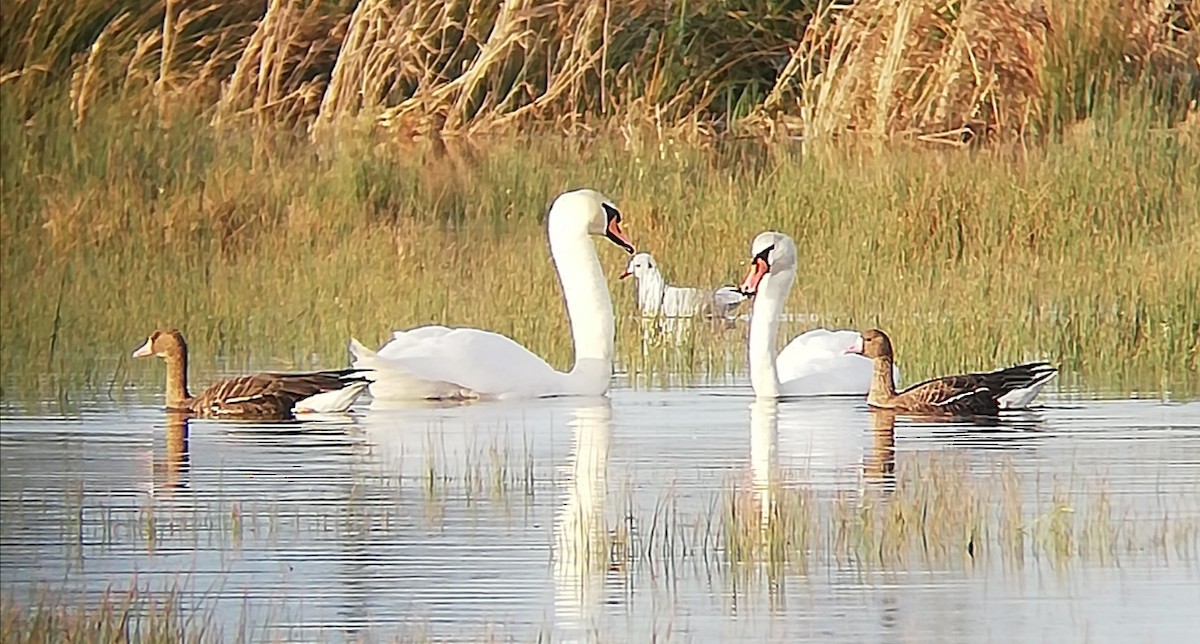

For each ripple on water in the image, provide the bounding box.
[2,386,1200,642]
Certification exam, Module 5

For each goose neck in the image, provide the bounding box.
[164,352,191,409]
[868,357,898,406]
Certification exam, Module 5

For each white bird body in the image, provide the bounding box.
[739,232,899,398]
[349,189,635,402]
[621,252,746,321]
[293,382,371,413]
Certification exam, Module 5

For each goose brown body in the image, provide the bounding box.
[133,329,371,419]
[849,329,1057,417]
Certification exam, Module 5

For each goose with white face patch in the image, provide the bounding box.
[132,328,371,419]
[349,188,636,402]
[846,328,1057,416]
[737,231,894,399]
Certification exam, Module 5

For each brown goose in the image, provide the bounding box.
[846,329,1057,416]
[133,328,372,419]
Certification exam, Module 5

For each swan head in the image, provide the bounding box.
[549,188,635,254]
[846,328,894,360]
[619,252,656,280]
[738,231,797,296]
[133,328,188,360]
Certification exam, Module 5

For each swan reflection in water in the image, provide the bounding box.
[750,399,779,530]
[748,401,900,538]
[553,399,613,639]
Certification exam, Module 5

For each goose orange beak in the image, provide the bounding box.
[738,258,769,296]
[605,218,635,255]
[618,270,632,280]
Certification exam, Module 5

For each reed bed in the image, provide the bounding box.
[1,0,1198,403]
[3,1,1196,137]
[1,95,1197,402]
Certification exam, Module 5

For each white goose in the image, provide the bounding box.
[349,188,635,401]
[619,252,746,321]
[737,231,898,398]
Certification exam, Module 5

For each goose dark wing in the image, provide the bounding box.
[891,372,998,415]
[194,369,369,418]
[897,373,983,404]
[973,361,1057,394]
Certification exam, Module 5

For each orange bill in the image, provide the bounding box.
[739,257,769,295]
[605,218,635,254]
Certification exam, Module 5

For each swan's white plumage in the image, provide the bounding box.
[349,188,629,402]
[774,328,886,396]
[350,328,579,400]
[743,232,899,398]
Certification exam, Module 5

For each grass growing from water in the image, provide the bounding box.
[6,450,1197,642]
[1,89,1197,403]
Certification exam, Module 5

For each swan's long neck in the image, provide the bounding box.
[164,352,191,409]
[637,268,667,315]
[549,221,613,394]
[748,269,793,398]
[868,356,898,407]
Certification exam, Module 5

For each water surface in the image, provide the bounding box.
[2,380,1199,643]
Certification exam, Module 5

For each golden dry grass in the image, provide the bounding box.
[2,0,1196,138]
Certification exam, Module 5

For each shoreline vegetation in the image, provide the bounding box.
[1,0,1199,404]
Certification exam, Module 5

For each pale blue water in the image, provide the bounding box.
[2,381,1200,643]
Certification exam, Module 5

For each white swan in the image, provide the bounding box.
[738,231,898,398]
[619,252,746,320]
[349,188,635,401]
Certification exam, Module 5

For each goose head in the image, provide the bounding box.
[548,188,635,254]
[133,328,188,360]
[619,252,656,280]
[738,231,797,297]
[846,328,894,359]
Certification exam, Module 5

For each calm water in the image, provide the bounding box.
[2,375,1200,643]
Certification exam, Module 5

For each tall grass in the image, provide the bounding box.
[1,87,1197,401]
[0,0,1197,403]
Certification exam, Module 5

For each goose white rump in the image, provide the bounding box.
[738,231,899,398]
[350,189,635,402]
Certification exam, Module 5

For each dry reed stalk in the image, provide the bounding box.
[156,0,177,116]
[69,12,133,127]
[213,0,335,127]
[792,0,1052,142]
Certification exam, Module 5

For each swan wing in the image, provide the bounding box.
[776,328,893,396]
[351,326,567,400]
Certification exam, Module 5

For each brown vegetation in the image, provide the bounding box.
[2,0,1196,141]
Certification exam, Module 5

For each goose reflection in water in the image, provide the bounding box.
[151,411,192,498]
[553,399,613,640]
[865,410,898,493]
